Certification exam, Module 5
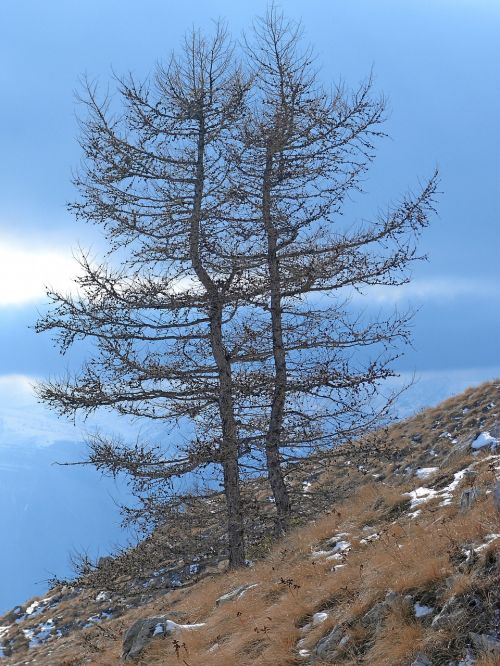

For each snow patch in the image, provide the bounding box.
[471,431,498,450]
[414,603,434,618]
[415,467,438,479]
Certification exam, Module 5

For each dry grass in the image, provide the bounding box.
[2,380,499,666]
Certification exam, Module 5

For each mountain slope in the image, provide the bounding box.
[0,380,499,665]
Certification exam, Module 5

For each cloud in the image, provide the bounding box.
[349,277,499,305]
[0,374,79,447]
[0,374,172,450]
[0,235,79,307]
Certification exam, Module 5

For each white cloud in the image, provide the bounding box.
[0,374,170,449]
[349,277,499,305]
[0,235,79,307]
[0,374,78,447]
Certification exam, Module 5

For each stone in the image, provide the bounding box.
[313,624,345,660]
[493,480,500,515]
[411,654,433,666]
[459,487,482,511]
[431,597,464,630]
[122,616,204,661]
[431,594,482,630]
[361,591,413,629]
[469,632,500,656]
[217,559,229,571]
[97,556,113,569]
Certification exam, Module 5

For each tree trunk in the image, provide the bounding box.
[189,115,246,567]
[262,152,292,534]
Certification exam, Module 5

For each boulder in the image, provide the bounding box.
[459,487,482,511]
[494,480,500,515]
[361,591,413,629]
[411,654,433,666]
[313,624,345,660]
[431,596,464,630]
[469,632,500,656]
[122,616,204,661]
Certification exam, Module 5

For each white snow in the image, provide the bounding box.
[153,623,164,636]
[311,612,328,627]
[406,467,471,509]
[406,486,440,507]
[415,467,439,479]
[471,431,498,449]
[314,539,351,561]
[360,533,380,545]
[165,620,206,632]
[474,533,500,552]
[0,626,9,658]
[23,619,55,647]
[414,603,434,618]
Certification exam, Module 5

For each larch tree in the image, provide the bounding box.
[36,24,253,568]
[224,8,438,531]
[36,10,438,560]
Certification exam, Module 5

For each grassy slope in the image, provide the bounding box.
[2,380,499,666]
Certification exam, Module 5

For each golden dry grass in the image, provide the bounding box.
[2,380,499,666]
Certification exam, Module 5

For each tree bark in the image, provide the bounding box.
[189,113,245,567]
[262,151,292,534]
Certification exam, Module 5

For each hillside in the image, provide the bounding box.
[0,381,499,665]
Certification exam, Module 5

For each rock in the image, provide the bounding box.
[361,591,413,629]
[411,654,433,666]
[217,559,229,572]
[313,624,345,660]
[441,437,473,466]
[494,480,500,515]
[431,597,464,630]
[216,583,258,606]
[431,594,482,630]
[95,591,110,603]
[122,616,205,660]
[97,556,113,569]
[469,632,500,656]
[460,487,482,511]
[411,433,423,444]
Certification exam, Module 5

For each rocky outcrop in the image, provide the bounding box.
[122,616,205,661]
[469,632,500,656]
[411,654,433,666]
[459,486,481,511]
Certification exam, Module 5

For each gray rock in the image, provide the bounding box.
[431,596,465,630]
[441,437,473,466]
[469,632,500,655]
[313,624,345,659]
[460,486,482,511]
[97,556,113,569]
[215,583,258,606]
[411,654,433,666]
[361,591,413,629]
[494,479,500,515]
[122,616,204,660]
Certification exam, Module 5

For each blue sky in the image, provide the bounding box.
[0,0,499,611]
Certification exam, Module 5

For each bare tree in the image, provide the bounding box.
[225,8,439,531]
[36,10,438,557]
[36,24,251,568]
